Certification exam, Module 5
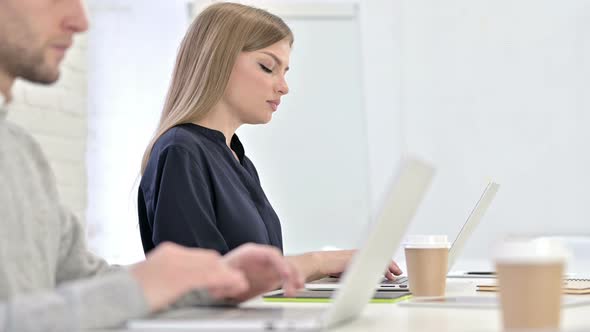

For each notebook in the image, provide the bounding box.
[476,278,590,295]
[127,157,434,331]
[263,289,412,304]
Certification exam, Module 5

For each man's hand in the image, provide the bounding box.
[130,242,249,312]
[222,243,304,302]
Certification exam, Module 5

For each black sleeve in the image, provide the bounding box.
[147,146,229,253]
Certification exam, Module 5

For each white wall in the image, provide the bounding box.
[86,0,190,262]
[86,0,590,266]
[7,35,89,223]
[399,0,590,264]
[358,0,404,219]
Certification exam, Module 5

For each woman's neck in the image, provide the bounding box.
[194,105,241,147]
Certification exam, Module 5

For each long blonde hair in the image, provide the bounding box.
[140,2,293,174]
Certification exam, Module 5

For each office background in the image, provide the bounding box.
[7,0,590,268]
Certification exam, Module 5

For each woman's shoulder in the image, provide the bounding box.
[154,124,209,154]
[143,125,211,179]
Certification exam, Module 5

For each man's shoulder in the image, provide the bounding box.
[4,119,37,141]
[0,120,59,206]
[2,120,48,162]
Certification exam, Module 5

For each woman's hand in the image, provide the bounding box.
[383,260,403,280]
[317,250,403,279]
[288,250,403,282]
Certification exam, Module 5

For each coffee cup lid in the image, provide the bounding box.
[494,238,570,264]
[404,235,451,249]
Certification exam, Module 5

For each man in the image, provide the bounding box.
[0,0,303,331]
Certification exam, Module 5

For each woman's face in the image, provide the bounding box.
[222,38,291,125]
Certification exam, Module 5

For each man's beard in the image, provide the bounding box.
[0,41,60,85]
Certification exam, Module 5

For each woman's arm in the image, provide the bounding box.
[286,252,323,282]
[286,250,403,282]
[142,146,230,253]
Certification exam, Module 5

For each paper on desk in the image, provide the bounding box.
[476,279,590,295]
[399,295,590,309]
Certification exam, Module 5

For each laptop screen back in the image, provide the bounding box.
[447,182,500,272]
[322,158,435,328]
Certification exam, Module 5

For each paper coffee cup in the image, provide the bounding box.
[494,238,569,330]
[404,235,451,297]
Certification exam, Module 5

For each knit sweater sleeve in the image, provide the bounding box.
[55,207,116,282]
[0,207,150,332]
[0,270,149,332]
[0,111,151,331]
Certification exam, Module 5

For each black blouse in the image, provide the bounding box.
[138,123,283,255]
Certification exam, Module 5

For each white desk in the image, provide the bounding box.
[260,278,590,332]
[100,278,590,332]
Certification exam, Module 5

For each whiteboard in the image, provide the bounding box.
[237,7,370,255]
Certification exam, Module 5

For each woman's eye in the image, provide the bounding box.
[259,63,273,73]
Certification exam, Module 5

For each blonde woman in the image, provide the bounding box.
[139,2,402,282]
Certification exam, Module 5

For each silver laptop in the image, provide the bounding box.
[126,157,435,331]
[307,181,500,291]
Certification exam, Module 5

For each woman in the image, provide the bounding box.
[138,2,401,281]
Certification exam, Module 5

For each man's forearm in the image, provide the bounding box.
[1,271,148,332]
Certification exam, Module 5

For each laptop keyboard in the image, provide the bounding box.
[381,276,408,288]
[154,307,322,321]
[308,276,409,288]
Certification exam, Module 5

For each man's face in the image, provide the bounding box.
[0,0,89,85]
